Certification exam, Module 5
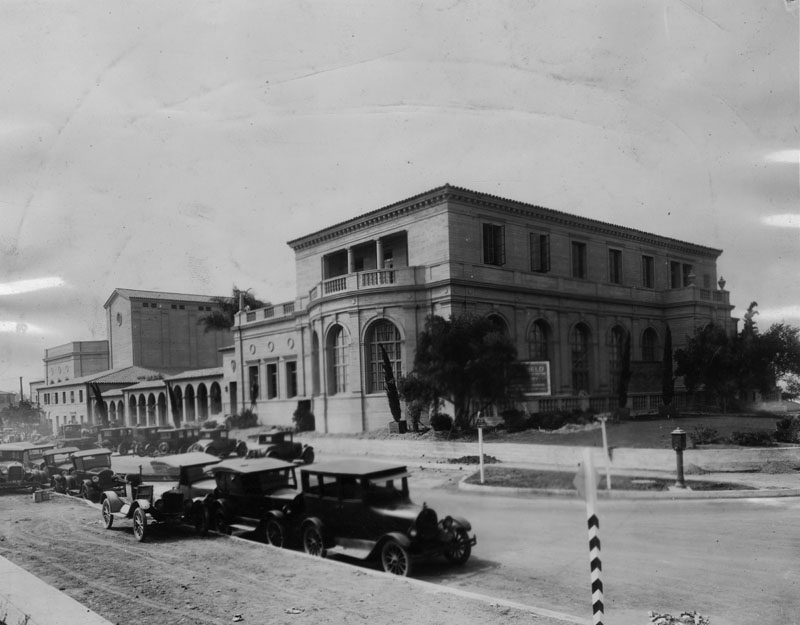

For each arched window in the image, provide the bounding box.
[570,323,590,393]
[609,326,627,394]
[487,314,508,335]
[327,325,348,395]
[366,320,401,394]
[528,320,550,361]
[641,328,659,362]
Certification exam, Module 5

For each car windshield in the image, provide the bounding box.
[77,454,112,470]
[364,476,408,504]
[46,452,73,465]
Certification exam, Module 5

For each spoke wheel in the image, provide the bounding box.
[157,441,170,455]
[265,519,285,548]
[117,442,129,456]
[302,524,325,557]
[381,540,412,576]
[81,483,92,501]
[443,529,472,565]
[215,508,231,535]
[101,499,114,529]
[132,507,147,542]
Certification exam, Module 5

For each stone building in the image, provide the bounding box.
[226,184,736,433]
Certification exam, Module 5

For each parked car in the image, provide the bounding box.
[297,460,476,576]
[204,457,300,542]
[130,425,164,457]
[99,427,135,455]
[99,452,221,541]
[246,429,314,464]
[0,444,35,492]
[56,423,103,450]
[0,442,55,487]
[52,448,125,501]
[188,426,247,458]
[41,446,80,485]
[150,426,201,456]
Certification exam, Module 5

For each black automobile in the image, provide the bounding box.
[99,427,135,455]
[41,446,80,486]
[188,426,247,458]
[245,429,314,464]
[52,448,125,501]
[296,460,476,576]
[100,452,220,541]
[205,457,300,544]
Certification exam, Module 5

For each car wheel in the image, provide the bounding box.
[117,441,129,456]
[265,519,286,548]
[135,443,146,457]
[132,507,147,542]
[101,499,114,529]
[381,540,412,576]
[301,447,315,464]
[214,508,231,535]
[443,529,472,565]
[188,443,203,453]
[302,524,325,557]
[145,443,156,457]
[157,441,170,456]
[81,483,92,500]
[53,479,66,494]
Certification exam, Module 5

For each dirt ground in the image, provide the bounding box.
[0,492,574,625]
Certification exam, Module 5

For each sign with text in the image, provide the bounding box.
[523,361,551,395]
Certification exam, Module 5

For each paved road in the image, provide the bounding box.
[406,480,800,625]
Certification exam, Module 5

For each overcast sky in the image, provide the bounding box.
[1,1,798,396]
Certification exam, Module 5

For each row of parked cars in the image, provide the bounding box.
[0,433,476,577]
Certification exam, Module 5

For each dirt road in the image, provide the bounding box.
[0,491,576,625]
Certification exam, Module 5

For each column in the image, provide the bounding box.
[347,247,354,274]
[376,238,384,269]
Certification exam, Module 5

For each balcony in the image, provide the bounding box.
[309,267,421,302]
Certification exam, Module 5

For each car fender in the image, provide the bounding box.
[102,491,124,513]
[265,509,287,522]
[446,516,472,532]
[134,499,152,512]
[370,532,411,559]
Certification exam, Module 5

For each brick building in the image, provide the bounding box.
[226,184,736,433]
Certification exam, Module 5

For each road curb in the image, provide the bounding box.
[457,475,800,499]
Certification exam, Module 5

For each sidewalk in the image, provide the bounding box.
[0,552,113,625]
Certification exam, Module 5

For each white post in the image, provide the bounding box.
[598,414,612,490]
[477,411,485,484]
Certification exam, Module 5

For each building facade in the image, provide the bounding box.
[43,341,109,386]
[104,288,232,372]
[226,185,736,433]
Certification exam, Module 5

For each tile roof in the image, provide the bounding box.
[45,366,166,389]
[104,288,228,308]
[166,367,223,381]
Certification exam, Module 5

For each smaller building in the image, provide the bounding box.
[44,341,109,386]
[0,391,16,410]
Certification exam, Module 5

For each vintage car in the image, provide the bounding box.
[41,446,80,484]
[56,423,103,450]
[245,429,314,464]
[204,457,300,542]
[52,448,125,501]
[0,442,55,487]
[297,460,476,576]
[150,426,201,456]
[99,427,135,455]
[188,426,247,458]
[130,425,164,457]
[99,452,220,541]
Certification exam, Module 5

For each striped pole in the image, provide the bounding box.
[578,449,604,625]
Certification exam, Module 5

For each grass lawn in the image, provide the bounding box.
[476,413,788,449]
[463,465,755,491]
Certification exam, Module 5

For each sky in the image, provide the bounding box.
[1,0,798,397]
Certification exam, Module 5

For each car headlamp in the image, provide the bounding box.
[92,476,99,483]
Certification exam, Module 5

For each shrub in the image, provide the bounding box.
[775,416,800,444]
[227,409,259,429]
[293,405,316,432]
[429,413,453,432]
[500,409,527,431]
[690,425,720,446]
[730,430,774,447]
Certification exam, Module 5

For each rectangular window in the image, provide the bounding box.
[44,393,49,405]
[608,249,622,284]
[529,233,550,273]
[571,241,587,279]
[70,390,74,403]
[642,255,654,289]
[670,261,682,288]
[482,223,505,266]
[703,274,711,289]
[248,365,260,401]
[79,390,83,402]
[54,393,58,404]
[682,264,694,286]
[266,364,278,399]
[286,361,298,398]
[62,392,66,404]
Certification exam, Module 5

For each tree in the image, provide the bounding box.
[197,286,269,332]
[675,323,740,411]
[661,323,674,408]
[380,345,403,423]
[404,314,529,430]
